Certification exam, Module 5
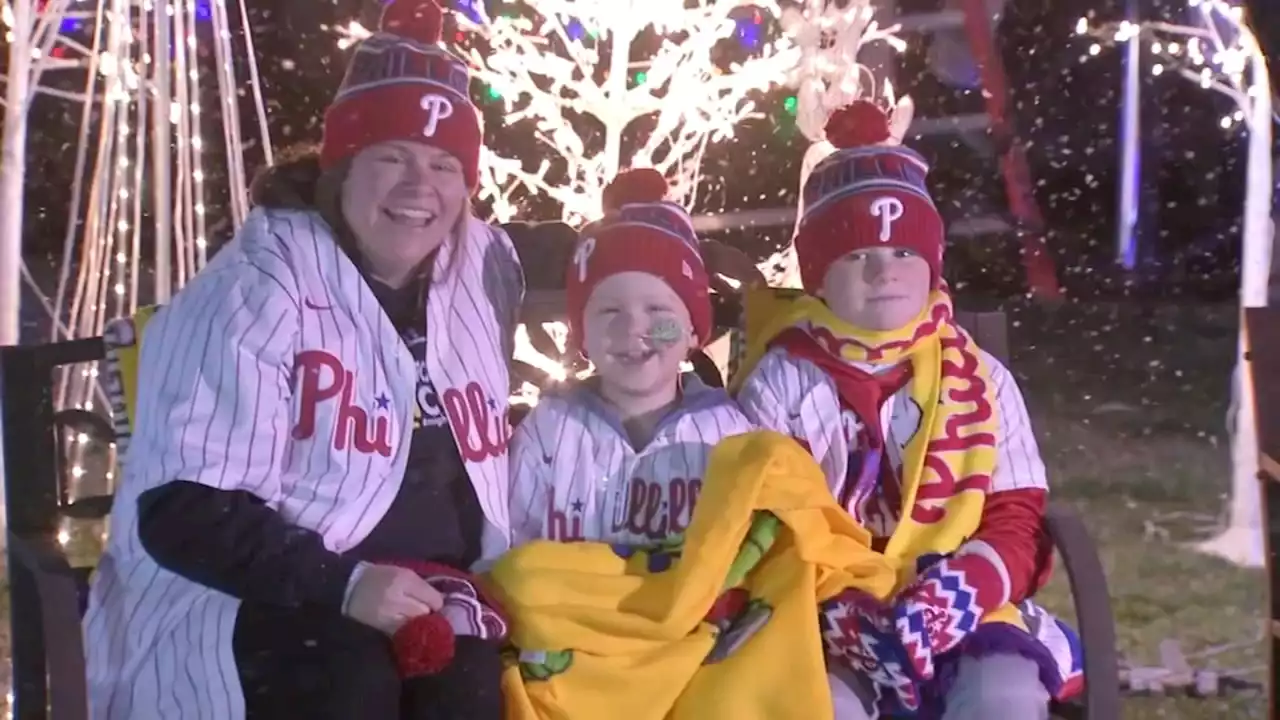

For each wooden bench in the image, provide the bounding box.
[1,295,1121,720]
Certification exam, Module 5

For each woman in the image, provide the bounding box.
[82,2,523,718]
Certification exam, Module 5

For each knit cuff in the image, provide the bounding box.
[951,539,1012,611]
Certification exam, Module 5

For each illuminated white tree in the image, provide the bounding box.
[1082,0,1274,567]
[458,0,801,224]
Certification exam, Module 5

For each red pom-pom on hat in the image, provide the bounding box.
[392,613,456,677]
[380,0,444,44]
[601,168,668,212]
[825,100,892,149]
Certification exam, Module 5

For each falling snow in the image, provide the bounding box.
[1,0,1278,715]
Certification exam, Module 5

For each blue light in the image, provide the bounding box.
[195,0,211,22]
[60,17,80,33]
[454,0,484,25]
[736,17,761,50]
[567,18,584,41]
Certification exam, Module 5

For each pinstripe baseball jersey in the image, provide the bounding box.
[736,346,1047,538]
[509,378,754,547]
[83,207,524,720]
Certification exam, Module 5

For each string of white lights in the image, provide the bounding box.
[1075,4,1277,128]
[1,1,274,574]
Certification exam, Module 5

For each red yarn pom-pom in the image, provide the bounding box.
[392,613,456,677]
[601,168,668,212]
[824,100,892,149]
[380,0,444,45]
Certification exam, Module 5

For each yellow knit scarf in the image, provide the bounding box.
[730,288,1002,592]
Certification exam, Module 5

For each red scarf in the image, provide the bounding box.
[772,328,912,527]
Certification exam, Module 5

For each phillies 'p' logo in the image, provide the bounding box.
[869,196,905,242]
[573,236,597,283]
[420,94,455,137]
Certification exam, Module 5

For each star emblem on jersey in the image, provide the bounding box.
[375,393,391,410]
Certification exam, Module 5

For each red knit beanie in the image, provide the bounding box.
[565,169,712,353]
[793,101,945,291]
[320,0,482,189]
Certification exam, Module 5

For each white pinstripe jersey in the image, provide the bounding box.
[83,207,524,720]
[736,346,1047,538]
[509,378,754,547]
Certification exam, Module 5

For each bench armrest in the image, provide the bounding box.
[1043,503,1121,720]
[8,534,90,720]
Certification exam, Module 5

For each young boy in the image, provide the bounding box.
[733,101,1081,719]
[508,168,753,548]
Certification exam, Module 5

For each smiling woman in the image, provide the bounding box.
[339,142,473,288]
[80,1,524,719]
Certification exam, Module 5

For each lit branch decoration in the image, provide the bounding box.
[1083,0,1273,567]
[462,0,800,224]
[1076,3,1276,129]
[761,0,908,286]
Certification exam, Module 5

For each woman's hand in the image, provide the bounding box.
[343,564,446,635]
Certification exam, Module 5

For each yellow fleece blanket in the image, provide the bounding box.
[730,287,1024,632]
[487,431,899,720]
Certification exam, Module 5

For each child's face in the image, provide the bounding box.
[581,271,694,400]
[820,247,933,331]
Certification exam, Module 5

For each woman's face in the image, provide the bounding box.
[340,140,469,286]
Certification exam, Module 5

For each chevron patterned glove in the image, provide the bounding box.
[892,541,1011,681]
[819,588,922,713]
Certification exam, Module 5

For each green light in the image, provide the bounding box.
[634,71,647,84]
[486,86,501,100]
[783,95,797,114]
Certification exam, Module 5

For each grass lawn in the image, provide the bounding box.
[1008,300,1267,719]
[0,299,1268,718]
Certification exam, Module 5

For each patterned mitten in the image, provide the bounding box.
[820,588,921,712]
[892,541,1009,681]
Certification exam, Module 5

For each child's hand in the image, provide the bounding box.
[819,588,921,711]
[890,547,1005,681]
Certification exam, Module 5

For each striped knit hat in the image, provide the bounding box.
[566,169,712,352]
[794,100,945,290]
[320,0,482,188]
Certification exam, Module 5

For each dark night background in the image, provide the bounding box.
[8,0,1280,331]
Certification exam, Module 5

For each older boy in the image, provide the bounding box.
[734,101,1080,719]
